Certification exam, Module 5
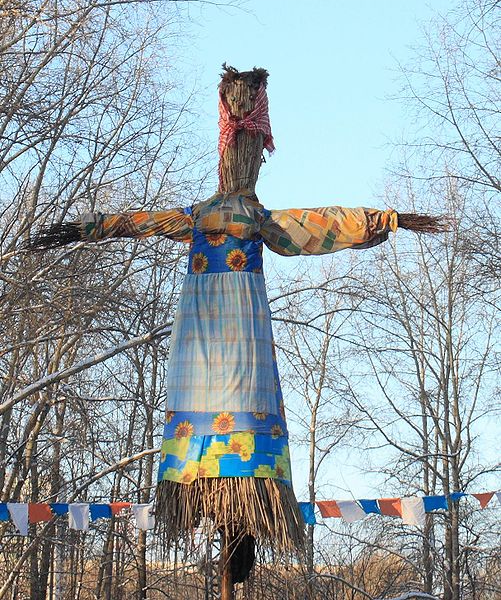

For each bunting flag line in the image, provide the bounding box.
[298,490,499,529]
[0,491,498,536]
[0,502,155,536]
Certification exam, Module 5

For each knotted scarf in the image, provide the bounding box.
[218,83,275,159]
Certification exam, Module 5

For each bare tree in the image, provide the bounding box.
[338,179,499,600]
[270,263,360,585]
[395,0,500,288]
[396,0,500,193]
[0,1,209,598]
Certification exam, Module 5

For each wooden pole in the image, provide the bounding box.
[220,528,234,600]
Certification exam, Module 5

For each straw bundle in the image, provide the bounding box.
[397,213,449,234]
[28,222,81,249]
[156,477,304,554]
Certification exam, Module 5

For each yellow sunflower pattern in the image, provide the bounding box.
[206,233,227,246]
[253,412,267,420]
[191,252,208,274]
[271,424,284,439]
[226,249,247,271]
[212,412,235,434]
[175,420,194,439]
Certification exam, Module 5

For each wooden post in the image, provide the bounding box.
[220,528,234,600]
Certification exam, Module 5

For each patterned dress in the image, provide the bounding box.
[79,191,398,490]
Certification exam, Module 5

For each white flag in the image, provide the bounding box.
[401,497,426,528]
[68,504,89,531]
[337,500,367,523]
[7,503,29,536]
[132,504,155,530]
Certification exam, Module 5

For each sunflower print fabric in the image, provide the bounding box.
[187,225,263,274]
[158,431,292,484]
[162,409,287,437]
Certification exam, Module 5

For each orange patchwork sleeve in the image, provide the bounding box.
[260,206,398,256]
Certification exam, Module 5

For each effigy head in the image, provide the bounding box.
[219,64,269,116]
[217,64,274,195]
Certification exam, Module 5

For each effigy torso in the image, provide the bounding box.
[158,192,292,485]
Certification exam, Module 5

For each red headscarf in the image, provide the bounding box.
[218,83,275,159]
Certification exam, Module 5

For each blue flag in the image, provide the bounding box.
[90,504,112,521]
[0,504,9,521]
[423,495,448,512]
[50,503,69,516]
[358,499,381,514]
[298,502,317,525]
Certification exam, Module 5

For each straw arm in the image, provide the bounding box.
[397,213,449,234]
[28,222,82,249]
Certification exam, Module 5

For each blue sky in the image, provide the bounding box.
[183,0,455,210]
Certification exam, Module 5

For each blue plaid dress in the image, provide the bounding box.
[157,204,292,485]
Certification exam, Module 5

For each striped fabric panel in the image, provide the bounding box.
[260,206,398,256]
[163,410,288,437]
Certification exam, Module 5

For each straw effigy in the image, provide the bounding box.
[217,64,268,195]
[155,65,304,584]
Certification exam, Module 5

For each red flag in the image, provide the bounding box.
[472,492,494,509]
[28,503,52,523]
[316,501,342,518]
[378,498,402,517]
[109,502,131,516]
